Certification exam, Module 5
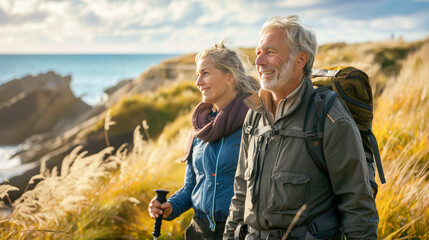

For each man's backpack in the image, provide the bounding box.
[308,66,386,197]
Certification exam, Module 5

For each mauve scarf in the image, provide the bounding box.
[192,94,248,142]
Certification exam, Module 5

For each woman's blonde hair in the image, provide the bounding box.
[195,40,260,95]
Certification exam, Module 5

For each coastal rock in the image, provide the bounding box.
[0,71,91,145]
[104,79,132,96]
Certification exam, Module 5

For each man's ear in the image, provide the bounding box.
[296,51,309,69]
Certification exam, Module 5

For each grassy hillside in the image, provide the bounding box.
[90,80,200,140]
[1,39,429,239]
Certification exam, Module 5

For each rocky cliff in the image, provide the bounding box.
[0,71,91,145]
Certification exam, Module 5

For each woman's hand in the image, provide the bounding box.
[148,196,173,219]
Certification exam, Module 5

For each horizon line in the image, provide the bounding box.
[0,52,188,55]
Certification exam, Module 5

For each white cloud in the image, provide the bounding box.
[225,1,267,25]
[195,1,228,25]
[84,0,137,20]
[0,0,11,10]
[0,0,428,53]
[168,0,198,22]
[8,0,40,15]
[140,35,152,42]
[370,16,419,31]
[276,0,322,7]
[39,0,69,14]
[1,35,15,43]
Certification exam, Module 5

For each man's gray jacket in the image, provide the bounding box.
[223,77,379,239]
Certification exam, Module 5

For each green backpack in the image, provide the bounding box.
[308,66,386,197]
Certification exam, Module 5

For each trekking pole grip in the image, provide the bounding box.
[152,189,169,239]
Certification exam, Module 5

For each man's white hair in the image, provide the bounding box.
[260,15,318,77]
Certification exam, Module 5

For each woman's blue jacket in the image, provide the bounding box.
[164,128,242,231]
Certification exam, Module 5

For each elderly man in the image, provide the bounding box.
[223,15,378,240]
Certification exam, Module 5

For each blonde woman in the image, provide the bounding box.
[149,41,259,239]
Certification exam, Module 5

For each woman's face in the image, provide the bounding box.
[195,58,237,111]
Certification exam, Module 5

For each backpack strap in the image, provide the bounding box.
[276,129,323,139]
[368,129,386,184]
[245,110,262,136]
[304,88,338,177]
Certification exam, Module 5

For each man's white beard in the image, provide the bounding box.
[261,57,294,92]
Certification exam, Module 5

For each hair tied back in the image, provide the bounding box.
[215,40,226,49]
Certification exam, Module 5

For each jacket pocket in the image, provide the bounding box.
[266,171,310,212]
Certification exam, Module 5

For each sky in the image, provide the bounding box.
[0,0,428,54]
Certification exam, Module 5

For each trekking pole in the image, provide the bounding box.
[152,189,169,240]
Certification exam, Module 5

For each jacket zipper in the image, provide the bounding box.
[201,143,208,221]
[210,138,224,231]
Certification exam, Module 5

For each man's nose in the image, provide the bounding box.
[255,53,266,66]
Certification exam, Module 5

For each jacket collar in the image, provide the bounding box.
[244,77,314,124]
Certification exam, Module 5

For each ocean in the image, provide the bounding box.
[0,54,178,105]
[0,53,178,177]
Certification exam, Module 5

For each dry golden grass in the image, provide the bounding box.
[373,43,429,239]
[1,122,193,239]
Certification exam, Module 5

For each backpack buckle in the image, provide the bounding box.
[308,222,318,235]
[306,131,317,139]
[271,129,279,136]
[246,126,253,134]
